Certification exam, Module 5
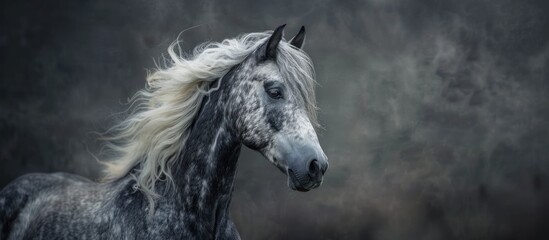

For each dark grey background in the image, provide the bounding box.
[2,0,549,239]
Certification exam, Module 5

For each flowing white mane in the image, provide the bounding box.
[101,30,317,206]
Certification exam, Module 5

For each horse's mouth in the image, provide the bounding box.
[287,169,320,192]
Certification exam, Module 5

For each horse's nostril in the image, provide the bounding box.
[308,159,320,177]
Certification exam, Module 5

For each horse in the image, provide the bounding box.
[0,24,328,239]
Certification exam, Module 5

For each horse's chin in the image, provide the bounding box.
[288,177,310,192]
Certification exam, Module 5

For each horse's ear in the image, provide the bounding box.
[289,26,306,49]
[258,24,286,61]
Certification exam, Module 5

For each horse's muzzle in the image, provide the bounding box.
[285,146,328,192]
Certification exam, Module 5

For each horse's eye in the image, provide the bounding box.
[267,88,283,99]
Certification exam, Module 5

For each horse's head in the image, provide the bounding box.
[229,25,328,192]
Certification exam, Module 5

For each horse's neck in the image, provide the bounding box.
[171,77,241,229]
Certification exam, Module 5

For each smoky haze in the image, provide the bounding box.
[1,0,549,239]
